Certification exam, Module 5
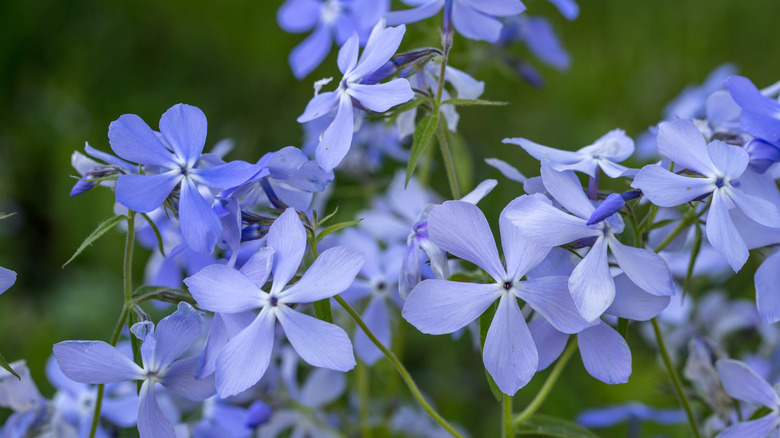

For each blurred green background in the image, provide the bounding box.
[0,0,778,436]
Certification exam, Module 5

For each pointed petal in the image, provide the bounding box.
[290,24,332,79]
[347,80,414,112]
[463,0,526,16]
[108,114,176,167]
[547,0,579,19]
[0,267,16,295]
[708,140,748,180]
[515,277,590,334]
[297,90,339,123]
[569,237,614,322]
[239,247,275,288]
[179,179,223,254]
[300,368,346,408]
[402,280,501,334]
[540,162,594,219]
[717,359,780,407]
[607,274,670,321]
[756,251,780,324]
[428,201,504,281]
[268,208,307,294]
[354,297,390,365]
[500,197,552,279]
[729,189,780,228]
[185,264,264,313]
[315,94,354,172]
[608,237,674,296]
[483,294,538,395]
[350,24,406,79]
[485,157,526,183]
[159,104,207,166]
[279,246,364,304]
[706,190,749,271]
[528,318,569,371]
[505,193,599,247]
[277,0,320,33]
[215,308,276,397]
[137,381,177,438]
[718,415,780,438]
[631,165,714,207]
[452,1,503,42]
[657,120,718,176]
[160,356,216,401]
[193,160,259,190]
[115,172,182,213]
[53,341,144,384]
[384,1,443,26]
[578,323,631,384]
[153,302,202,370]
[503,137,582,164]
[276,305,356,371]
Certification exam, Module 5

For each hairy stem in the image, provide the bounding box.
[512,339,578,428]
[651,318,701,438]
[334,295,463,438]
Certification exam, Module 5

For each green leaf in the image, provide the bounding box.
[440,98,509,106]
[405,113,439,185]
[316,206,340,229]
[480,302,501,402]
[649,218,677,230]
[0,351,19,379]
[316,219,362,243]
[388,96,430,115]
[0,212,16,220]
[139,212,166,257]
[516,414,600,437]
[62,215,126,268]
[313,299,334,324]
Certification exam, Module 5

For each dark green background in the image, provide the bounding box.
[0,0,777,436]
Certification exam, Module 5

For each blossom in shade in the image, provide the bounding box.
[715,359,780,437]
[297,21,414,172]
[402,199,589,395]
[109,104,260,254]
[53,302,216,438]
[631,119,780,271]
[184,208,364,397]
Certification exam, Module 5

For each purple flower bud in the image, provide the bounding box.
[246,401,272,428]
[746,138,780,173]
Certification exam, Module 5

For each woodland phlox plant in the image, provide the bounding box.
[4,1,780,438]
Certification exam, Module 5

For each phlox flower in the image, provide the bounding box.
[402,199,589,395]
[631,119,780,271]
[53,302,216,438]
[385,0,526,43]
[507,162,675,322]
[109,103,260,254]
[715,359,780,437]
[725,75,780,147]
[297,21,414,172]
[184,208,364,398]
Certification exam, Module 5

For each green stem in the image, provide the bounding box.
[436,123,461,199]
[334,295,463,438]
[651,318,700,438]
[357,360,372,438]
[653,212,694,253]
[502,394,513,438]
[512,339,578,428]
[89,211,136,438]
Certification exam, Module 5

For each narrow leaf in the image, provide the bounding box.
[316,219,363,243]
[62,215,127,268]
[316,206,340,229]
[0,352,19,379]
[440,98,509,106]
[516,414,600,437]
[649,218,678,231]
[0,212,16,220]
[313,298,334,324]
[406,113,439,185]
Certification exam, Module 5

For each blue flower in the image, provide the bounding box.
[297,21,414,172]
[725,75,780,147]
[109,103,260,254]
[716,359,780,437]
[184,208,365,397]
[53,302,216,438]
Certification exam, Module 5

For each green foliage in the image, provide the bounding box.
[62,215,126,268]
[406,113,439,185]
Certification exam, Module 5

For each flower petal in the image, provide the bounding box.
[353,297,390,366]
[268,208,307,294]
[337,32,360,75]
[185,264,264,313]
[108,114,176,167]
[277,0,320,33]
[706,189,749,271]
[315,93,354,172]
[528,318,569,371]
[384,1,443,26]
[578,322,631,384]
[297,90,340,123]
[350,24,406,79]
[608,237,674,296]
[153,302,202,370]
[568,237,614,322]
[159,104,208,166]
[53,341,144,384]
[276,305,356,371]
[452,1,503,42]
[607,274,670,321]
[115,172,182,213]
[483,294,538,395]
[179,179,223,254]
[347,80,414,112]
[656,120,718,176]
[631,164,714,207]
[428,201,504,281]
[515,277,590,334]
[729,189,780,228]
[707,140,748,180]
[402,280,501,334]
[215,308,276,398]
[756,251,780,324]
[717,359,780,407]
[0,267,16,295]
[505,193,599,247]
[463,0,526,16]
[485,157,526,183]
[239,247,275,288]
[194,160,259,190]
[137,380,177,438]
[718,414,780,438]
[503,137,582,165]
[500,197,552,279]
[279,246,364,304]
[540,162,594,219]
[160,355,216,401]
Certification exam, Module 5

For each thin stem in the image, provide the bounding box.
[651,318,701,438]
[653,213,693,253]
[436,123,461,199]
[334,295,463,438]
[502,394,513,438]
[513,339,578,428]
[357,360,372,438]
[89,211,136,438]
